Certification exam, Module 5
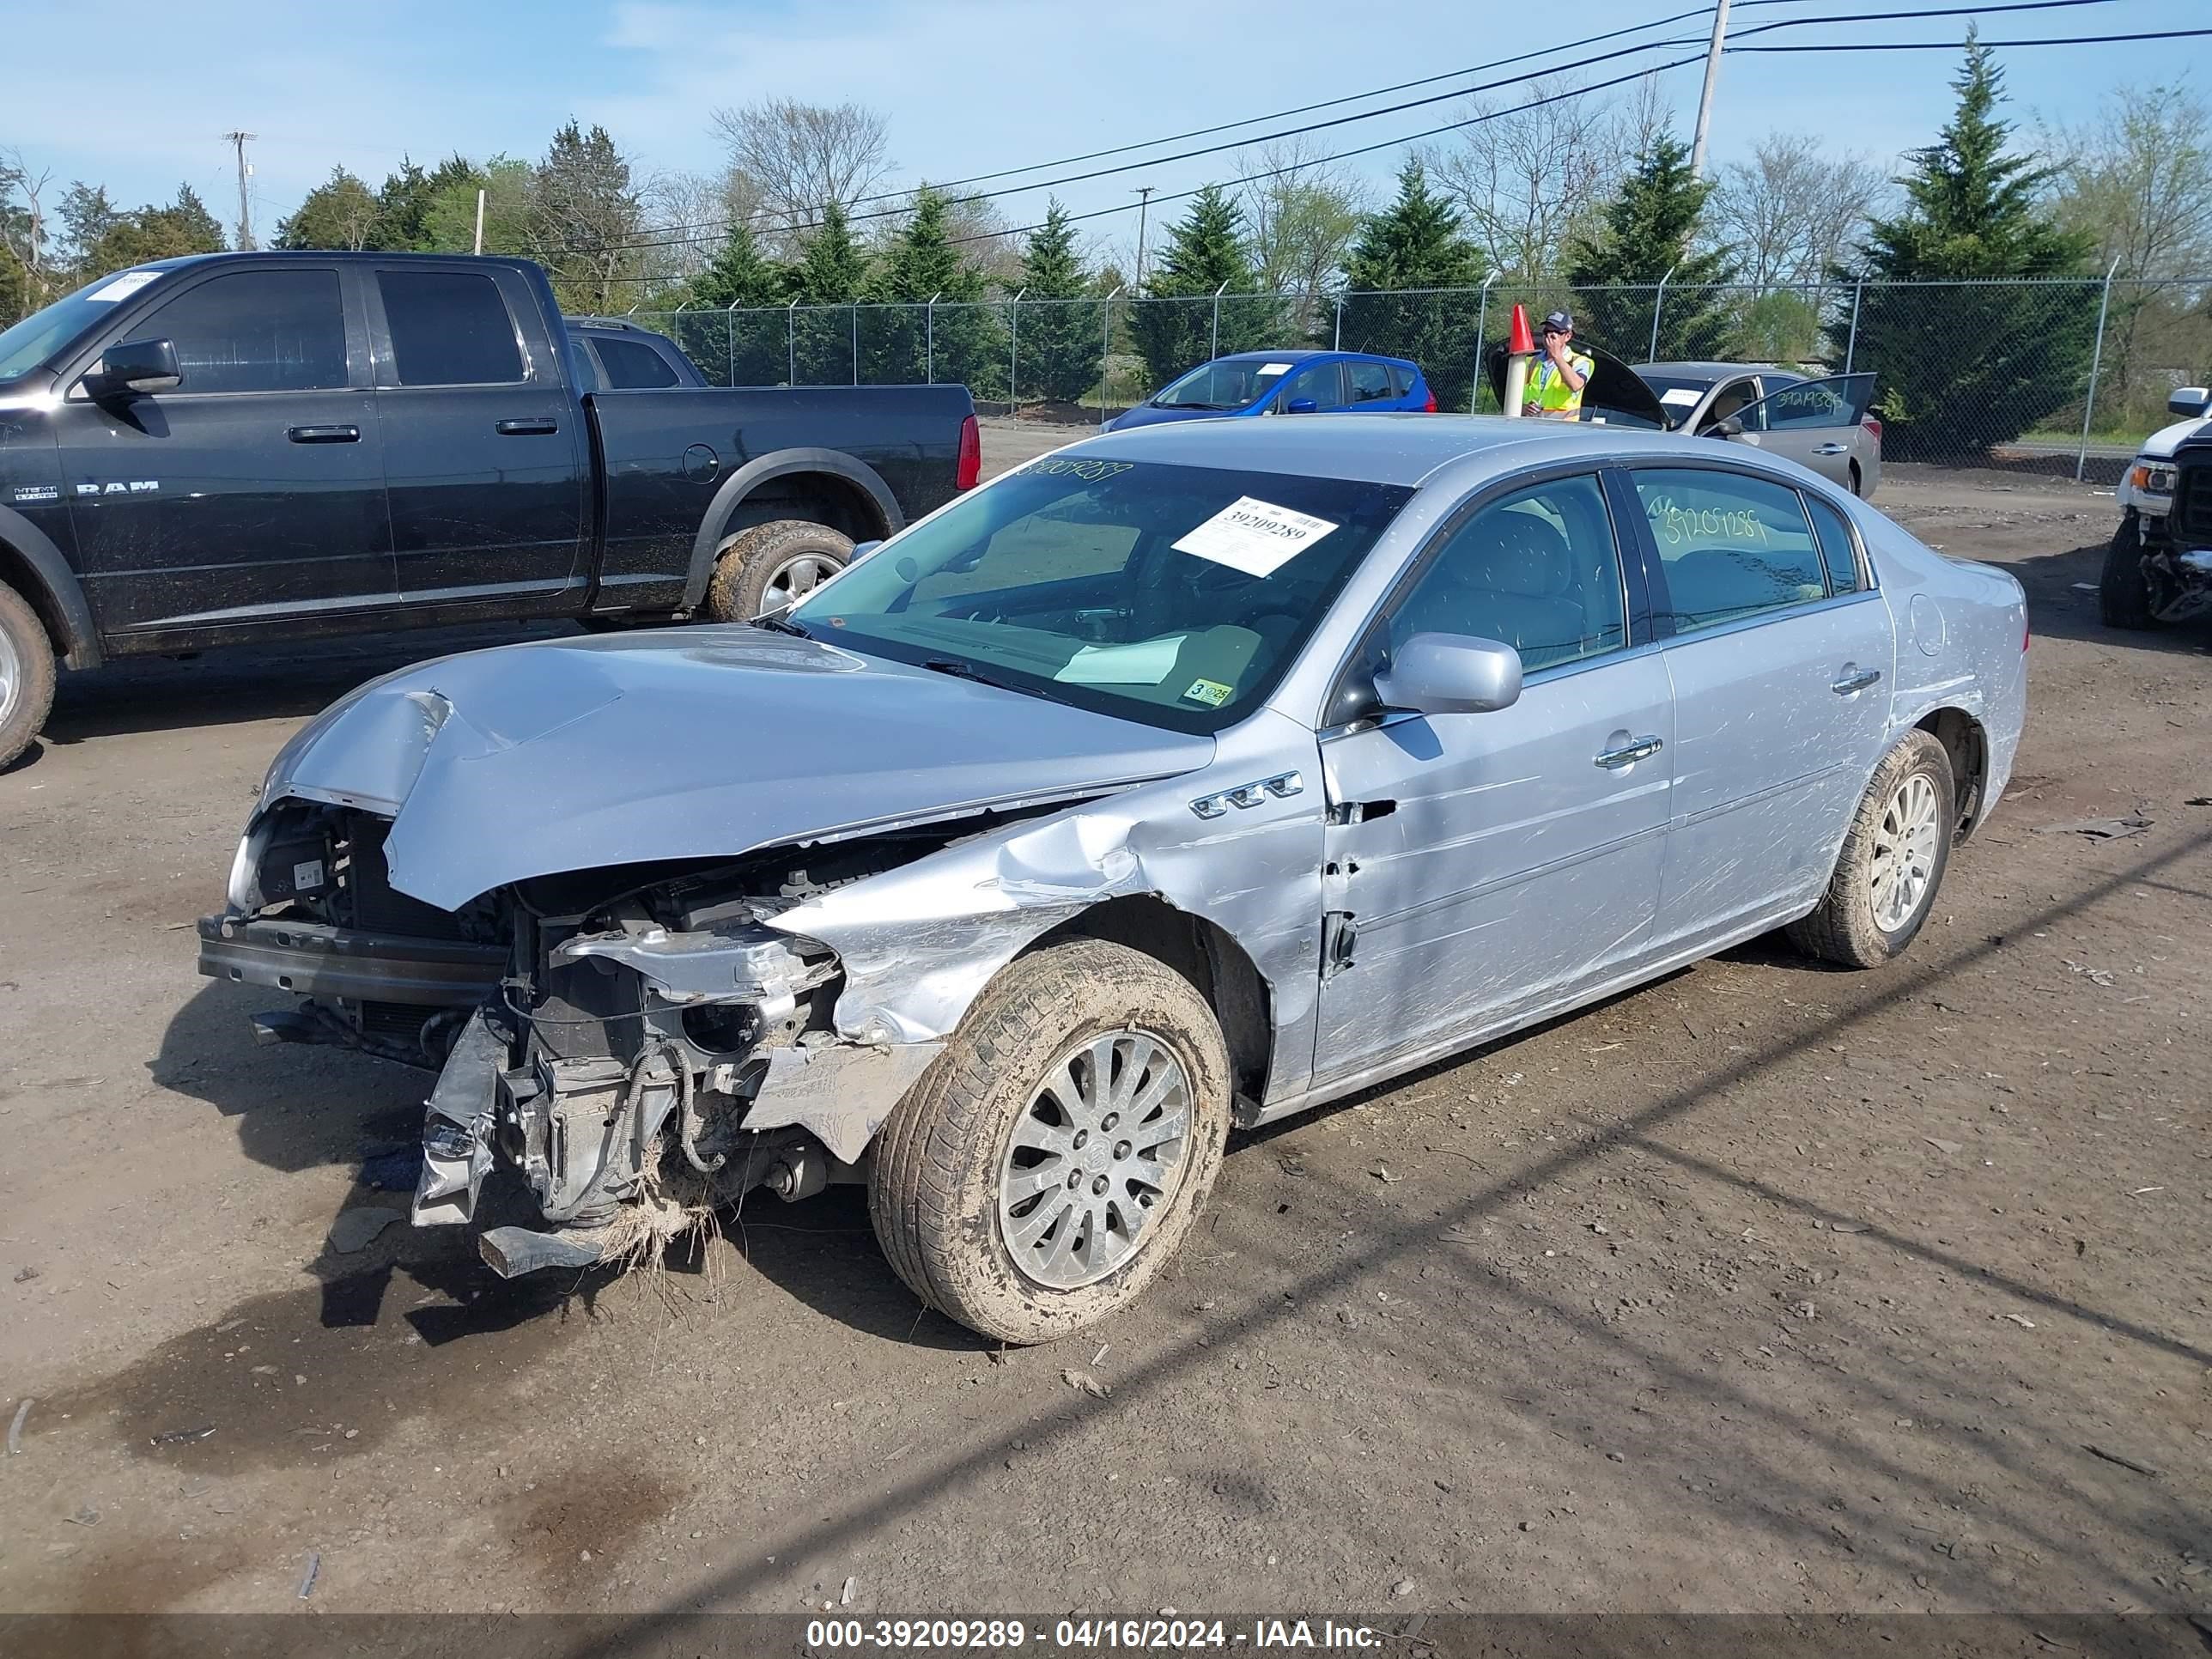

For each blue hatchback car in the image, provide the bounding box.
[1106,349,1435,430]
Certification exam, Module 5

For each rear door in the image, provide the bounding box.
[1346,359,1400,410]
[366,262,589,611]
[1272,361,1348,414]
[1622,463,1894,956]
[52,263,392,637]
[1314,468,1673,1084]
[1726,374,1875,489]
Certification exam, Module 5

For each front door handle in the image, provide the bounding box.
[1594,735,1664,769]
[1814,441,1850,455]
[1832,666,1882,694]
[287,424,360,443]
[495,417,558,435]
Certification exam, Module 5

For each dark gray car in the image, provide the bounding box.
[1638,362,1883,497]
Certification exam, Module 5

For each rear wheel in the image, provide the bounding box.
[1847,459,1863,497]
[869,939,1232,1344]
[1788,728,1954,969]
[2099,513,2157,629]
[0,581,58,772]
[702,519,853,622]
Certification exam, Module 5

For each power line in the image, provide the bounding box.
[1730,25,2212,50]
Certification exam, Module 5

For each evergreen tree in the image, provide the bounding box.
[789,199,869,303]
[685,218,788,385]
[530,121,645,312]
[1340,159,1486,408]
[276,167,383,250]
[1565,131,1736,360]
[1832,32,2097,457]
[861,190,1000,390]
[689,219,786,309]
[1013,199,1099,404]
[1127,185,1284,389]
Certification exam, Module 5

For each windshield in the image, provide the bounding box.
[788,456,1415,733]
[1635,373,1716,430]
[0,269,166,383]
[1152,358,1295,411]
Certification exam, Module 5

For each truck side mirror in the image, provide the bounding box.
[84,337,182,399]
[2168,386,2209,418]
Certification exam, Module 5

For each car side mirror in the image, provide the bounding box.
[1285,397,1318,415]
[1374,633,1522,716]
[2168,386,2209,418]
[1707,416,1744,439]
[83,337,181,399]
[848,539,884,565]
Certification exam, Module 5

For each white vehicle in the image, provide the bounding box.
[2105,386,2211,628]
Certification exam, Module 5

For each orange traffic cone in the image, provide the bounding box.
[1502,303,1536,418]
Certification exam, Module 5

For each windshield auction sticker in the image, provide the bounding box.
[85,270,161,303]
[1173,496,1338,579]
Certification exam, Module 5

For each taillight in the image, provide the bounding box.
[1423,390,1438,413]
[956,414,981,491]
[1863,416,1883,448]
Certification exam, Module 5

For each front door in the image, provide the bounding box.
[53,263,392,639]
[1725,374,1875,489]
[366,262,588,611]
[1623,464,1895,955]
[1314,470,1673,1085]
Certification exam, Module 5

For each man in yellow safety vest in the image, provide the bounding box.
[1523,309,1593,420]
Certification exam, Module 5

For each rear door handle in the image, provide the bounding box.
[1832,666,1882,694]
[287,424,360,443]
[1594,735,1664,769]
[1814,441,1850,455]
[495,417,558,435]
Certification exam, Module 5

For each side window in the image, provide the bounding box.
[130,269,347,394]
[1348,361,1394,404]
[1633,467,1830,634]
[1277,362,1342,411]
[570,338,604,392]
[594,334,680,389]
[377,270,524,386]
[1702,377,1759,433]
[1387,474,1627,672]
[1802,492,1865,595]
[1388,365,1413,398]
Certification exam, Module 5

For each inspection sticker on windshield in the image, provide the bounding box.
[1173,496,1337,579]
[85,270,161,303]
[1182,678,1233,707]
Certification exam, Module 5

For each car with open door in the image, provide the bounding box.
[201,414,2025,1343]
[1634,362,1883,497]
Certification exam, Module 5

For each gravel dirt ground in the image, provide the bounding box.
[0,422,2206,1623]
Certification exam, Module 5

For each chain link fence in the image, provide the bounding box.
[630,276,2212,483]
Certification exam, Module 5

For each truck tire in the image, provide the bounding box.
[868,939,1233,1345]
[702,520,853,622]
[0,580,58,772]
[1787,728,1954,969]
[2099,514,2157,629]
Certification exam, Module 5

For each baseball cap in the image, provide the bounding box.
[1540,309,1574,333]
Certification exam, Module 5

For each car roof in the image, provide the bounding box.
[1638,361,1799,380]
[1212,348,1417,369]
[1067,410,1787,488]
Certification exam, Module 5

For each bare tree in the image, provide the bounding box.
[641,166,763,284]
[1423,90,1629,280]
[2046,81,2212,280]
[1237,137,1366,325]
[1706,132,1888,289]
[1,147,55,317]
[709,99,893,246]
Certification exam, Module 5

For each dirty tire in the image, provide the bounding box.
[868,939,1233,1345]
[2099,514,2156,630]
[1787,728,1955,969]
[0,580,58,772]
[702,520,853,622]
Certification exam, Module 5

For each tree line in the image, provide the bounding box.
[4,36,2207,456]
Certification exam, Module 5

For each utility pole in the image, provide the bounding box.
[222,131,257,249]
[1687,0,1731,177]
[1133,185,1156,289]
[472,188,486,255]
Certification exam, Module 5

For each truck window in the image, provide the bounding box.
[377,270,525,386]
[593,334,680,389]
[131,269,348,394]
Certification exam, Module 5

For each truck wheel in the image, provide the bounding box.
[0,580,58,772]
[869,939,1233,1345]
[2099,514,2157,629]
[703,520,853,622]
[1787,728,1954,969]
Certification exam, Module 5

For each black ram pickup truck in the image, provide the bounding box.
[0,252,980,766]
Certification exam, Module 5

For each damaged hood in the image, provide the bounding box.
[260,627,1216,912]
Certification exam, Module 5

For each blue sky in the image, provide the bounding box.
[6,0,2208,256]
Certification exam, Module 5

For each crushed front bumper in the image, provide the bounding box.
[197,914,503,1006]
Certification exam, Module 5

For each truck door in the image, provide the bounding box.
[52,263,392,638]
[366,263,589,612]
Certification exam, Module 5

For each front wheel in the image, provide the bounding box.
[1787,728,1955,969]
[2100,514,2157,629]
[702,520,853,622]
[0,581,58,772]
[868,939,1233,1344]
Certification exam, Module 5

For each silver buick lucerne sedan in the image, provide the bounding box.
[201,416,2028,1341]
